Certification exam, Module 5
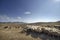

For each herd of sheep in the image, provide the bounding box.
[23,25,60,37]
[1,24,60,37]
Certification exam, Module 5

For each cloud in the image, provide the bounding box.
[0,15,22,22]
[54,0,60,1]
[0,15,9,20]
[24,11,31,15]
[52,0,60,2]
[16,17,21,19]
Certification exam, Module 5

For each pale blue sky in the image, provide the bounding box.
[0,0,60,23]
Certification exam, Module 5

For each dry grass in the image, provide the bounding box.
[0,29,42,40]
[0,23,42,40]
[0,23,60,40]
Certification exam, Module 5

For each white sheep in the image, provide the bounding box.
[25,25,60,36]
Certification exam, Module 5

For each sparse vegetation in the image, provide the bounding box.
[0,22,60,40]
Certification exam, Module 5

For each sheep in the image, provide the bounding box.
[23,25,60,37]
[22,25,42,35]
[54,25,60,30]
[41,27,60,37]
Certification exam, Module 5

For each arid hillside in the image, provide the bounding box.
[0,22,60,40]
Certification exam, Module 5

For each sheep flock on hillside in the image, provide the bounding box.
[23,25,60,37]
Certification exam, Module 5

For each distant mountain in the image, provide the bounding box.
[0,21,60,25]
[27,21,60,25]
[57,21,60,22]
[12,22,26,24]
[0,22,26,24]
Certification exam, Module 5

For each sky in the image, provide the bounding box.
[0,0,60,23]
